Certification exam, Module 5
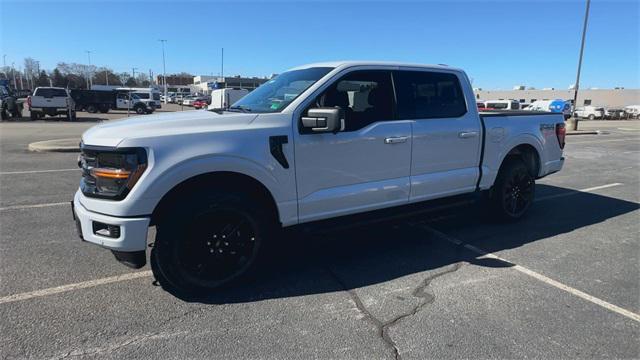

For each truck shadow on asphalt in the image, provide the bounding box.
[169,184,639,304]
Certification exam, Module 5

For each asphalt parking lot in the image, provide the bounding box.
[0,117,638,359]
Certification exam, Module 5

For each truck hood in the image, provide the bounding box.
[81,110,258,147]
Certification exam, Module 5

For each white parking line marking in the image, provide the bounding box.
[420,226,640,323]
[0,202,70,211]
[535,183,623,202]
[0,168,78,175]
[569,137,640,145]
[0,271,153,305]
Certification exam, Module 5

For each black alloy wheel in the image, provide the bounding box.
[491,159,535,221]
[174,208,260,289]
[501,166,534,218]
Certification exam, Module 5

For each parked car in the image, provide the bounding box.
[181,95,199,106]
[28,87,76,120]
[72,61,565,294]
[192,98,209,109]
[574,106,604,120]
[624,105,640,119]
[604,108,626,120]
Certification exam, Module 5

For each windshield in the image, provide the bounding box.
[229,67,333,113]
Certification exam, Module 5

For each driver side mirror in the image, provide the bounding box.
[301,108,343,133]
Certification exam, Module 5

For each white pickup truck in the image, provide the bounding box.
[28,87,76,120]
[72,61,565,294]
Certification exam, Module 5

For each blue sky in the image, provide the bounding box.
[1,0,638,89]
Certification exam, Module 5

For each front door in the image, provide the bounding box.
[294,70,412,223]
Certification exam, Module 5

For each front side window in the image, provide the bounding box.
[311,70,394,132]
[394,71,466,119]
[230,67,332,113]
[134,92,150,99]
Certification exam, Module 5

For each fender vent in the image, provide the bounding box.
[269,136,289,169]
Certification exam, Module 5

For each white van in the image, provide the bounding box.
[208,88,249,110]
[528,99,572,119]
[574,105,604,120]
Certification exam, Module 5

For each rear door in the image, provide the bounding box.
[393,69,481,202]
[294,70,412,223]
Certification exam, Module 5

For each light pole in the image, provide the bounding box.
[86,50,93,88]
[159,40,167,104]
[571,0,591,131]
[132,67,138,86]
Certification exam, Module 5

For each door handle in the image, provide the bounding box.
[384,136,408,144]
[458,131,479,139]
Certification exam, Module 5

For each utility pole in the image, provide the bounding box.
[86,50,93,88]
[149,69,153,86]
[11,62,16,89]
[159,39,167,104]
[221,47,224,82]
[571,0,591,131]
[132,67,138,85]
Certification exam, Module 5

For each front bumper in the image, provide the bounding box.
[73,191,150,252]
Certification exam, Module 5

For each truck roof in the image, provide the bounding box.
[289,61,462,73]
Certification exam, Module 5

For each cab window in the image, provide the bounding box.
[394,70,467,119]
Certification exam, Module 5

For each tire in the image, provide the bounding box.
[30,111,39,120]
[151,191,274,295]
[134,105,146,115]
[86,104,97,113]
[489,158,535,221]
[588,114,595,120]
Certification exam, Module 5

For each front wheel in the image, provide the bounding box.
[134,105,146,115]
[588,114,595,120]
[151,192,272,295]
[489,159,535,221]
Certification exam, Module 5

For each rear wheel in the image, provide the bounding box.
[86,104,97,113]
[489,159,535,221]
[588,114,595,120]
[151,192,273,295]
[30,111,40,120]
[134,105,146,114]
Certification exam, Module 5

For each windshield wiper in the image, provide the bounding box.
[227,105,251,113]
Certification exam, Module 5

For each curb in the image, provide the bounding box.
[566,130,600,136]
[28,138,80,153]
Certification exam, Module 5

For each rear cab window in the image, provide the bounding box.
[35,88,68,98]
[393,70,467,119]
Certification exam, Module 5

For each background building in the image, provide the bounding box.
[474,88,639,107]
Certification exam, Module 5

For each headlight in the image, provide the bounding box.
[79,143,147,200]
